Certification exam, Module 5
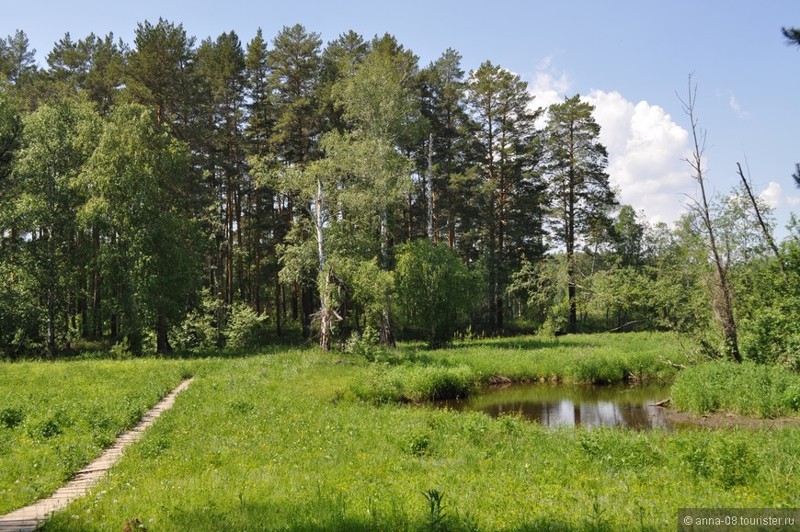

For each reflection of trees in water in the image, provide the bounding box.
[438,384,671,429]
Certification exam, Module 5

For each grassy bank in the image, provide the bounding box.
[423,332,685,384]
[349,332,687,404]
[0,358,193,514]
[19,336,794,530]
[671,360,800,418]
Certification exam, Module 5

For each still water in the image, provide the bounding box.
[434,383,671,429]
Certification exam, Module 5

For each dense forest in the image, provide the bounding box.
[0,20,799,361]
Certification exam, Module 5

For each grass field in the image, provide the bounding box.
[0,359,193,514]
[2,333,799,530]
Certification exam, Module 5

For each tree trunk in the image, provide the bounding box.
[301,285,313,339]
[736,162,785,273]
[274,274,282,337]
[380,308,395,348]
[315,177,332,351]
[92,226,102,338]
[226,178,234,305]
[46,227,56,358]
[448,209,455,249]
[156,312,172,354]
[427,133,434,241]
[681,77,740,362]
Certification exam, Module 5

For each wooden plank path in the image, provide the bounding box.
[0,378,194,532]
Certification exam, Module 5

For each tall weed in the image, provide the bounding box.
[671,361,800,417]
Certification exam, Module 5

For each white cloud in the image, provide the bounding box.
[528,64,570,127]
[787,195,800,207]
[759,181,782,209]
[527,63,692,225]
[718,89,749,119]
[729,95,742,113]
[585,90,692,224]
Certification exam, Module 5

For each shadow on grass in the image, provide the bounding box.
[43,500,600,532]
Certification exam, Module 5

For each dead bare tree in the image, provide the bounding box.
[678,75,742,362]
[735,162,786,274]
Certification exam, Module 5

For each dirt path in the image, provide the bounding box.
[0,378,194,532]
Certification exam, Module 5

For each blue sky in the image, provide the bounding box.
[4,0,800,233]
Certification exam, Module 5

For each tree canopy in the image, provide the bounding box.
[0,21,797,359]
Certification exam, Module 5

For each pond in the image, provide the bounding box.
[433,382,672,429]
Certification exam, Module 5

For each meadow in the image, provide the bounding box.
[0,359,192,514]
[2,333,798,530]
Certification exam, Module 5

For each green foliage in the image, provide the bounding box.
[680,438,759,488]
[423,489,450,531]
[78,103,200,353]
[579,429,663,469]
[465,61,544,331]
[671,361,800,417]
[735,242,800,367]
[10,98,102,356]
[422,332,683,384]
[224,302,267,351]
[343,325,381,361]
[170,289,221,353]
[395,240,483,347]
[544,95,617,333]
[0,406,24,428]
[109,336,134,360]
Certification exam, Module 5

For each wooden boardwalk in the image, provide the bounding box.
[0,378,194,532]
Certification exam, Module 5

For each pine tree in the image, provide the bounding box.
[1,30,36,86]
[544,95,617,333]
[196,31,247,308]
[126,19,197,133]
[466,61,543,330]
[267,24,323,337]
[418,48,472,247]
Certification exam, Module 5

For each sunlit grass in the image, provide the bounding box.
[671,360,800,417]
[28,334,799,530]
[0,358,193,513]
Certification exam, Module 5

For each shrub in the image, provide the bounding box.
[109,336,134,360]
[395,240,484,348]
[224,302,267,350]
[172,309,217,352]
[344,326,381,361]
[0,406,24,428]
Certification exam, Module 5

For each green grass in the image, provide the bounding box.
[18,334,795,530]
[406,331,686,384]
[346,332,686,405]
[3,333,798,529]
[0,358,193,513]
[671,360,800,417]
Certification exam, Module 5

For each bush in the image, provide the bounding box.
[224,302,267,351]
[0,406,24,428]
[171,289,221,353]
[343,326,381,361]
[395,240,484,348]
[109,336,134,360]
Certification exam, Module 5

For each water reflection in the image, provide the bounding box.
[434,383,671,429]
